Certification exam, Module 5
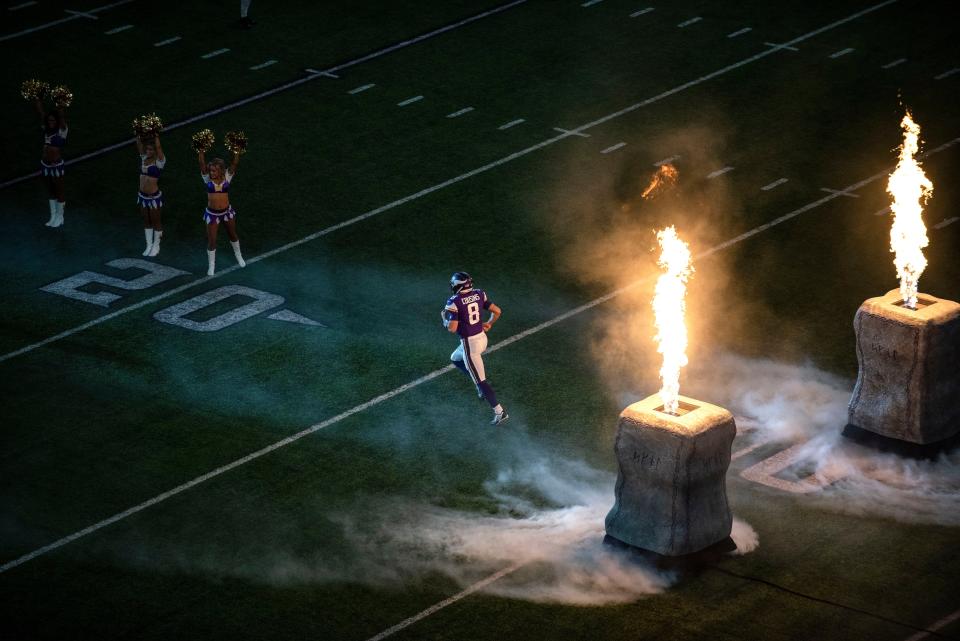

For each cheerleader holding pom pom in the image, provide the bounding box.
[134,114,166,256]
[23,80,70,227]
[195,129,247,275]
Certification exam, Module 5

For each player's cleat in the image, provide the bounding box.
[207,249,216,276]
[231,240,246,267]
[491,410,510,426]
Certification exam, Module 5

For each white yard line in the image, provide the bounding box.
[398,95,424,106]
[630,7,654,17]
[765,41,800,52]
[348,83,376,94]
[201,48,230,59]
[104,24,133,34]
[678,16,702,27]
[0,0,135,42]
[1,0,896,190]
[1,0,530,191]
[708,166,735,178]
[498,118,525,130]
[4,136,958,574]
[249,59,278,70]
[152,35,180,46]
[934,68,959,80]
[8,1,38,10]
[761,178,789,191]
[601,142,627,154]
[364,563,526,641]
[829,47,855,58]
[0,1,908,364]
[553,127,590,138]
[903,609,960,641]
[64,9,98,19]
[882,57,907,68]
[727,27,752,38]
[305,68,339,78]
[446,107,474,118]
[933,216,959,229]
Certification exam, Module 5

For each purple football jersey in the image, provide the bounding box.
[444,288,491,337]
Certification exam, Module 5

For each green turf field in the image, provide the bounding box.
[2,1,960,639]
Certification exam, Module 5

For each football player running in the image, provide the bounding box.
[442,272,509,425]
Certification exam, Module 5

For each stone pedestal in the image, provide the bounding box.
[848,290,960,444]
[604,394,736,557]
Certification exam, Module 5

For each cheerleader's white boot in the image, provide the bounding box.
[231,240,246,267]
[51,202,65,228]
[142,229,155,256]
[207,249,216,276]
[148,230,162,257]
[45,200,58,227]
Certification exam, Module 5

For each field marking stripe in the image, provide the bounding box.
[446,107,474,118]
[829,47,855,58]
[0,0,134,41]
[933,216,958,229]
[565,0,898,136]
[348,83,375,94]
[8,1,38,10]
[5,135,958,575]
[0,1,906,362]
[153,35,180,46]
[678,16,702,27]
[498,118,525,130]
[398,95,424,106]
[365,562,525,641]
[708,166,735,178]
[64,9,98,19]
[601,142,626,153]
[727,27,752,38]
[934,68,959,80]
[249,59,278,70]
[882,57,907,68]
[0,0,529,190]
[761,178,789,190]
[201,47,230,59]
[630,7,654,17]
[581,0,603,6]
[104,24,133,34]
[904,608,960,641]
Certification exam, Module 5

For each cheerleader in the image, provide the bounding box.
[36,98,68,227]
[136,134,166,256]
[197,148,245,276]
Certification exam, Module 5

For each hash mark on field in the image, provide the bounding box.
[305,68,339,78]
[498,118,525,130]
[761,178,788,191]
[820,187,860,198]
[105,24,133,34]
[201,48,230,59]
[655,155,679,166]
[707,166,734,179]
[872,206,891,216]
[765,41,799,52]
[4,134,959,573]
[446,107,474,118]
[727,27,752,38]
[581,0,603,6]
[934,216,959,229]
[829,47,855,58]
[348,83,375,94]
[249,59,277,70]
[935,68,959,80]
[153,36,180,46]
[601,142,626,154]
[678,16,702,27]
[882,57,907,69]
[64,9,98,19]
[398,95,424,106]
[630,7,654,17]
[553,127,589,138]
[8,1,38,10]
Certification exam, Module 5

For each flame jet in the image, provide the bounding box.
[888,111,933,309]
[653,226,693,415]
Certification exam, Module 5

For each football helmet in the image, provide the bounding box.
[450,271,473,293]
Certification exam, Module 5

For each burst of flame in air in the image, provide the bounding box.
[887,111,933,309]
[653,226,693,414]
[641,164,679,199]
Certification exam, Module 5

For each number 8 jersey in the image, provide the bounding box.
[444,288,492,337]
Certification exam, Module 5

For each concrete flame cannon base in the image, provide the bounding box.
[848,290,960,445]
[604,394,736,557]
